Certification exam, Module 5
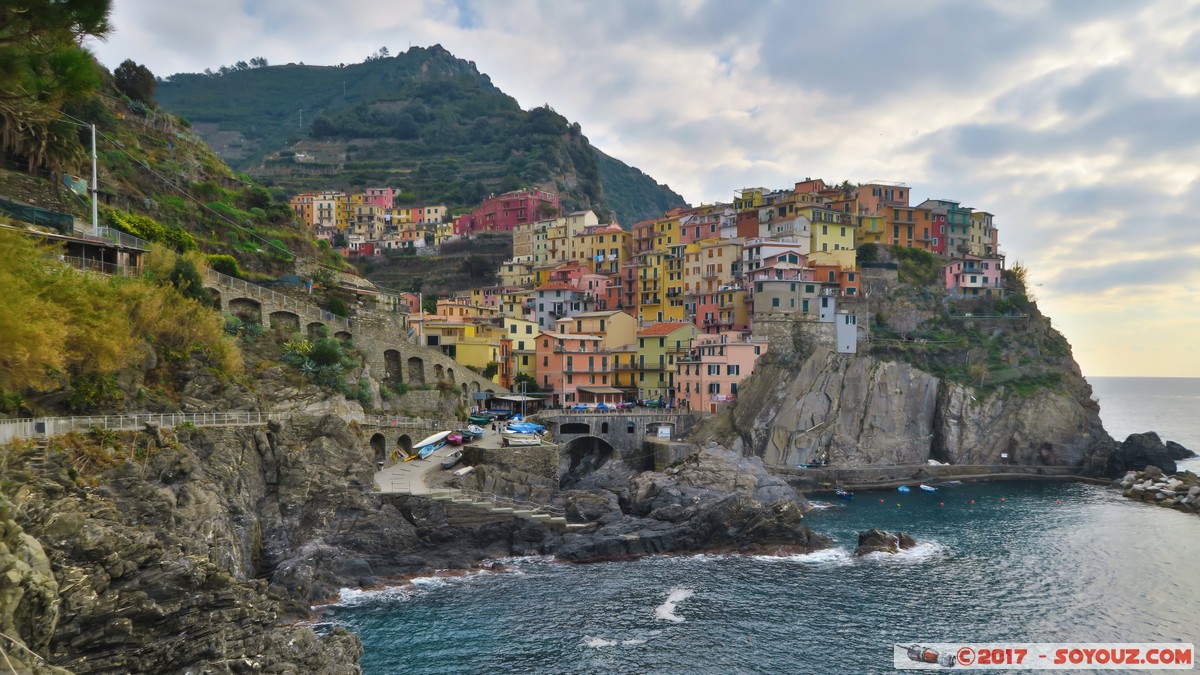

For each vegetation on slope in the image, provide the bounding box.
[156,45,689,225]
[0,226,240,416]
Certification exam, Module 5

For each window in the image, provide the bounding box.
[526,325,533,334]
[772,297,780,307]
[802,300,809,313]
[708,383,720,394]
[727,364,740,375]
[509,325,517,334]
[659,338,665,347]
[543,356,549,367]
[567,374,573,384]
[708,364,720,375]
[518,341,525,351]
[522,355,529,366]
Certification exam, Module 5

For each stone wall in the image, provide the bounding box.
[535,413,703,466]
[648,440,699,471]
[462,444,559,480]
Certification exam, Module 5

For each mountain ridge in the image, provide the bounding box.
[156,45,689,226]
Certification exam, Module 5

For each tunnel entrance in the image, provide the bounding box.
[369,433,386,468]
[559,436,616,488]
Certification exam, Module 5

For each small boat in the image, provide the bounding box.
[456,426,484,440]
[453,465,475,477]
[441,450,463,469]
[447,432,463,446]
[412,430,452,460]
[468,413,495,425]
[417,441,444,459]
[919,484,938,493]
[835,487,854,501]
[503,434,541,447]
[897,485,911,494]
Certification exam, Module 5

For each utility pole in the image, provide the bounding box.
[91,123,98,235]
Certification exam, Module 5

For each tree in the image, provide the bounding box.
[113,58,156,104]
[249,56,268,68]
[0,0,112,172]
[513,373,539,393]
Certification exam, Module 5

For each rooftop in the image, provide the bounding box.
[638,322,694,337]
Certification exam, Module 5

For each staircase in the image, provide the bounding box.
[424,487,591,530]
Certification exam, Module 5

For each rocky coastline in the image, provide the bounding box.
[1115,466,1200,516]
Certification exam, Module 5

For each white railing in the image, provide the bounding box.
[62,256,142,277]
[206,269,354,331]
[361,415,459,430]
[0,411,292,445]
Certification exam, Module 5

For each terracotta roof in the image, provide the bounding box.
[637,322,694,337]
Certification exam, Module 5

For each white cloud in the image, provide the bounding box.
[89,0,1200,376]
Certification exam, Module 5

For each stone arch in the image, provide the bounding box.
[384,350,402,385]
[397,434,413,455]
[334,330,352,342]
[559,436,616,488]
[208,288,222,310]
[269,310,300,333]
[307,322,328,341]
[560,422,591,435]
[407,357,425,385]
[228,297,262,325]
[434,364,445,381]
[369,433,386,467]
[446,368,455,384]
[601,421,609,434]
[471,382,481,393]
[485,389,495,394]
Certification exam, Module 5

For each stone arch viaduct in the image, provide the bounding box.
[205,270,504,402]
[533,412,702,470]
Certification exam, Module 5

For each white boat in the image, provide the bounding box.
[919,484,938,493]
[414,430,453,449]
[503,434,541,447]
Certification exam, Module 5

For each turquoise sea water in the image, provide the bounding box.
[325,378,1200,673]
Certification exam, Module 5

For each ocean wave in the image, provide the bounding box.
[329,585,417,607]
[654,588,695,623]
[807,501,838,510]
[623,638,648,645]
[583,636,617,648]
[751,547,854,565]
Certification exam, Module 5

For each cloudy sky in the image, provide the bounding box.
[90,0,1200,378]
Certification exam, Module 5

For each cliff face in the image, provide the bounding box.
[1,416,551,673]
[721,348,1110,471]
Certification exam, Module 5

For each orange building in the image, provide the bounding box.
[534,332,616,406]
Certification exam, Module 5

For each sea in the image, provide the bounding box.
[323,377,1200,674]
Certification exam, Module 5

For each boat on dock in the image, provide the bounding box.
[411,430,452,460]
[502,434,541,447]
[441,450,463,469]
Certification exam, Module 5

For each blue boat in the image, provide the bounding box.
[898,485,911,494]
[417,441,445,459]
[835,487,854,501]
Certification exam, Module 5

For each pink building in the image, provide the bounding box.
[535,332,614,406]
[943,254,1005,297]
[363,188,395,209]
[676,332,768,413]
[453,189,560,235]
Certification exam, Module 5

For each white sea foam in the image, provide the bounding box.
[622,638,648,646]
[329,585,417,607]
[654,588,695,623]
[751,547,853,565]
[862,540,948,563]
[583,636,617,648]
[807,501,837,510]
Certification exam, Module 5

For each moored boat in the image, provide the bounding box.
[835,487,854,501]
[919,484,938,493]
[441,450,463,469]
[412,430,453,460]
[468,413,495,426]
[502,434,541,447]
[898,485,911,494]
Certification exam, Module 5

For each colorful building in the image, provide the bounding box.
[675,332,768,413]
[454,189,560,235]
[534,332,614,406]
[943,254,1005,297]
[636,322,697,402]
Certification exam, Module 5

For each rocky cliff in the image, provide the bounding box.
[714,348,1111,472]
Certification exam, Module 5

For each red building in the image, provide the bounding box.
[453,189,560,235]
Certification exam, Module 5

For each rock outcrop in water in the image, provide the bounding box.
[1116,465,1200,516]
[552,447,829,561]
[1106,432,1195,476]
[853,529,918,556]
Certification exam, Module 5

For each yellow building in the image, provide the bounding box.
[858,215,888,245]
[499,290,534,321]
[806,204,856,270]
[455,334,503,382]
[555,309,637,350]
[735,188,767,211]
[574,223,630,275]
[611,343,639,394]
[433,221,454,245]
[653,215,681,252]
[499,260,534,287]
[503,316,541,382]
[684,238,742,297]
[636,322,698,401]
[637,251,665,324]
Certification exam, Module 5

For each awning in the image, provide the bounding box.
[577,386,624,395]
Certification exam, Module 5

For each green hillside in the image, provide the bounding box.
[156,45,688,225]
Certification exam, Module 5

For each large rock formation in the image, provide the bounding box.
[1107,432,1196,476]
[713,349,1112,473]
[553,447,829,561]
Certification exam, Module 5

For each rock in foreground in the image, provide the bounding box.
[1116,466,1200,516]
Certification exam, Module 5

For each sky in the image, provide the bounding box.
[88,0,1200,378]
